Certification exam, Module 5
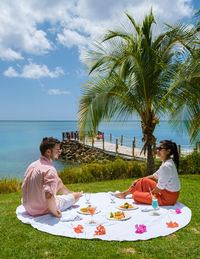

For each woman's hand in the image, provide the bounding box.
[152,186,162,194]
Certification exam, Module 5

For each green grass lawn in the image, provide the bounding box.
[0,175,200,259]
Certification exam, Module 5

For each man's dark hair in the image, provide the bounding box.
[40,137,60,155]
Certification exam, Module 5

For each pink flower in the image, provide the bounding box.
[175,208,181,214]
[135,224,147,234]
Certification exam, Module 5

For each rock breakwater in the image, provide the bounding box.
[59,139,115,164]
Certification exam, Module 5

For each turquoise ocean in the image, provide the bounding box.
[0,120,193,179]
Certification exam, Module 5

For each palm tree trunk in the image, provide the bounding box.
[147,145,155,174]
[140,118,157,174]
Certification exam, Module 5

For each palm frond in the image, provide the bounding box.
[102,30,131,43]
[78,73,141,135]
[124,12,141,35]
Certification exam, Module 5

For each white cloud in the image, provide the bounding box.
[57,29,88,48]
[76,0,124,21]
[3,67,19,77]
[0,48,23,61]
[0,0,74,60]
[21,63,64,79]
[47,89,70,95]
[58,0,195,58]
[0,0,195,61]
[76,0,194,24]
[22,29,52,55]
[3,63,64,79]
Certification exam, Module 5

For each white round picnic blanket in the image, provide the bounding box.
[16,192,191,241]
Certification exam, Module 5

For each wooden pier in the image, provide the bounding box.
[62,131,198,160]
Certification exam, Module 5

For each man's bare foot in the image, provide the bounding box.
[113,192,126,199]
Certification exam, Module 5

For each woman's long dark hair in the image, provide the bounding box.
[160,140,179,170]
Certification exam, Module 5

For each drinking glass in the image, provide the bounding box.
[88,206,96,224]
[85,193,91,204]
[109,193,115,204]
[152,197,158,214]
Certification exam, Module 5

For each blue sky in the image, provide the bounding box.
[0,0,199,120]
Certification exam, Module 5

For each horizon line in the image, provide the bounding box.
[0,119,188,123]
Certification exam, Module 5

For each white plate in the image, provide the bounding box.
[117,205,138,211]
[77,208,101,215]
[106,213,131,221]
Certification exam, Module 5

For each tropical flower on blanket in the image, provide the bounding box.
[175,208,181,214]
[135,224,147,234]
[166,221,179,228]
[94,225,106,235]
[74,224,84,233]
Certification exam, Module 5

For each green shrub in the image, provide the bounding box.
[59,167,77,184]
[109,159,127,179]
[2,152,198,194]
[0,177,22,194]
[77,167,95,183]
[179,151,200,174]
[59,158,147,184]
[58,151,199,185]
[83,164,104,181]
[129,161,148,178]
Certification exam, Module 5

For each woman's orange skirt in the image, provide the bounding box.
[129,177,179,206]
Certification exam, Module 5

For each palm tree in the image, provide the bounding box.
[78,10,198,173]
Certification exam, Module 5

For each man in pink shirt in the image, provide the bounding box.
[22,137,82,217]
